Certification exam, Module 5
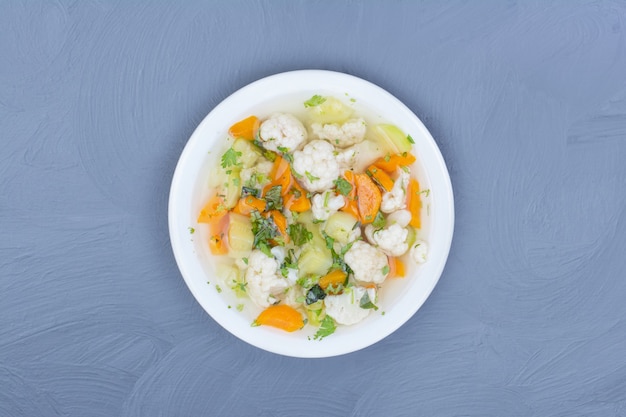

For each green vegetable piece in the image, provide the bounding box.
[287,223,313,246]
[304,95,327,108]
[372,124,412,154]
[359,291,378,310]
[305,284,326,305]
[264,185,283,211]
[333,177,353,196]
[313,316,337,340]
[372,211,386,229]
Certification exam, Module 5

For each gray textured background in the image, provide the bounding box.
[2,1,626,416]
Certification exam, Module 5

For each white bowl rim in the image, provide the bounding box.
[168,69,454,358]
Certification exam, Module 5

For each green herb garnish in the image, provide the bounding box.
[381,265,390,275]
[372,211,386,229]
[333,177,352,196]
[264,185,283,211]
[359,291,378,310]
[313,316,336,340]
[221,147,242,168]
[304,95,327,108]
[287,223,313,246]
[407,134,415,144]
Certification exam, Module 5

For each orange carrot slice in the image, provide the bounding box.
[406,178,422,228]
[232,196,267,216]
[355,173,381,224]
[339,170,359,219]
[366,165,394,192]
[255,304,304,332]
[374,152,416,173]
[284,180,310,212]
[265,210,289,243]
[228,115,260,141]
[318,270,347,290]
[388,256,406,278]
[197,195,227,224]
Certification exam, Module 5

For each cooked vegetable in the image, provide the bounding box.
[371,124,413,154]
[324,211,359,245]
[306,96,353,124]
[366,164,394,192]
[254,304,304,332]
[355,173,381,224]
[406,178,422,228]
[232,195,267,216]
[229,115,260,141]
[374,152,416,173]
[318,269,348,290]
[227,213,254,257]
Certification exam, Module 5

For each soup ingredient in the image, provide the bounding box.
[410,240,428,264]
[364,223,409,257]
[325,287,377,325]
[372,124,413,154]
[311,118,367,148]
[354,173,381,224]
[374,152,416,173]
[259,113,308,153]
[255,304,304,332]
[292,140,341,192]
[311,191,345,221]
[245,250,290,307]
[306,96,353,124]
[381,169,410,213]
[343,241,389,284]
[229,115,260,141]
[406,178,422,228]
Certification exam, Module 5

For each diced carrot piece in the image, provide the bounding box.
[265,210,289,243]
[255,304,304,332]
[406,178,422,228]
[339,170,359,219]
[388,256,406,278]
[318,270,347,290]
[284,181,310,212]
[197,195,227,224]
[232,196,267,216]
[207,213,230,255]
[270,155,292,193]
[355,173,381,224]
[374,152,416,173]
[228,115,260,141]
[366,165,394,192]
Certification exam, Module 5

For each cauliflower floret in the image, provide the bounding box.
[312,118,367,148]
[239,159,273,188]
[344,241,389,284]
[311,191,345,221]
[324,287,377,325]
[335,147,357,170]
[381,169,410,213]
[386,209,411,228]
[259,113,307,153]
[292,140,340,192]
[364,223,409,257]
[410,240,428,264]
[244,250,290,308]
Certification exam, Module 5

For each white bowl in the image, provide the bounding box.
[169,70,454,358]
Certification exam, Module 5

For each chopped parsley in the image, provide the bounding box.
[372,211,386,229]
[241,186,260,198]
[305,284,326,305]
[215,284,223,293]
[188,227,195,234]
[313,316,336,340]
[242,257,249,265]
[287,223,313,246]
[221,147,242,168]
[335,176,353,195]
[420,189,431,197]
[250,210,280,256]
[236,304,244,312]
[264,185,283,211]
[381,265,390,275]
[384,153,391,162]
[359,291,378,310]
[304,95,327,108]
[407,134,415,144]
